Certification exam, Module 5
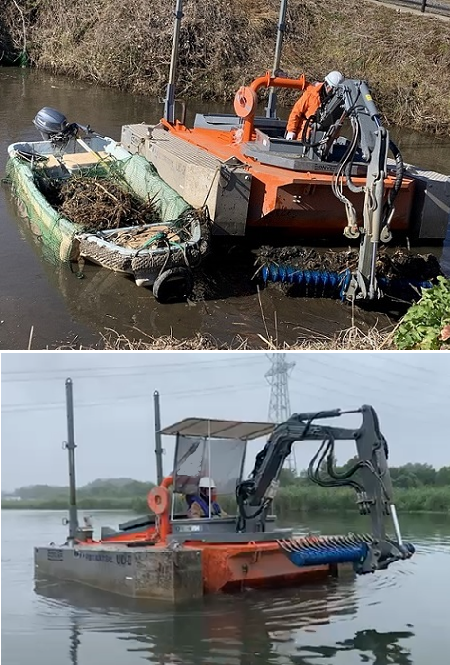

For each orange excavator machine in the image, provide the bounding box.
[94,403,414,594]
[120,0,449,302]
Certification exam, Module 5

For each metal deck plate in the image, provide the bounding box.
[243,142,367,176]
[168,528,293,544]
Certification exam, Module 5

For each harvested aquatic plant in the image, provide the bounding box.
[255,245,443,282]
[375,248,443,281]
[40,174,161,231]
[256,246,359,273]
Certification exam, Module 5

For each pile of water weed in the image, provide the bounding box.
[255,245,443,281]
[39,174,160,231]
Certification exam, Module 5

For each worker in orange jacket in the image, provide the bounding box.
[286,70,344,141]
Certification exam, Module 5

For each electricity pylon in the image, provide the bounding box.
[265,354,297,473]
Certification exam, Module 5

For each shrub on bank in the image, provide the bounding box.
[395,277,450,350]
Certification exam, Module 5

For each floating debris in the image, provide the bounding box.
[375,248,443,282]
[256,246,359,273]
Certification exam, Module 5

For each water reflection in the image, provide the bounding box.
[293,629,414,665]
[33,575,413,665]
[69,619,81,665]
[35,579,355,664]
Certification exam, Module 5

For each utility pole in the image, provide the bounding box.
[265,354,297,473]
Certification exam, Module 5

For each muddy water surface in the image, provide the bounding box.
[1,68,449,349]
[2,509,450,665]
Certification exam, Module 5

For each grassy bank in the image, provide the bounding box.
[2,0,450,133]
[4,485,450,514]
[69,326,397,351]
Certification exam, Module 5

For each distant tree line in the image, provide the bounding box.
[280,460,450,489]
[5,478,153,501]
[2,463,449,513]
[1,478,154,509]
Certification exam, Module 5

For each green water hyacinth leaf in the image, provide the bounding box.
[395,277,450,350]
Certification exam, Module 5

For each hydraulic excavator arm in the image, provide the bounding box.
[235,405,414,573]
[309,80,404,300]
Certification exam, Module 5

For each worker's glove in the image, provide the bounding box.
[285,131,296,140]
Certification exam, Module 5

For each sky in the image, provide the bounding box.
[1,351,449,493]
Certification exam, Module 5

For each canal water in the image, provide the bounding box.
[1,67,449,349]
[2,509,449,665]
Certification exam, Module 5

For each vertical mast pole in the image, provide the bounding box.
[154,390,164,485]
[265,0,288,118]
[65,378,78,544]
[163,0,184,122]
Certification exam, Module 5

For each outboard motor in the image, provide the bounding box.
[33,107,70,140]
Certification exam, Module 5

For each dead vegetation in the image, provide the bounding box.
[39,175,160,231]
[2,0,450,133]
[255,246,444,281]
[56,325,397,350]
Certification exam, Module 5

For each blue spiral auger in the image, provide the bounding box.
[260,263,433,301]
[277,534,415,571]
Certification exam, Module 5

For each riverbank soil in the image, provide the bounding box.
[1,0,450,133]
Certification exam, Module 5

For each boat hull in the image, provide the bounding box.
[121,122,449,243]
[34,537,339,599]
[245,176,413,236]
[184,540,334,593]
[5,138,211,297]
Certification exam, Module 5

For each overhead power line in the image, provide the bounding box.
[1,356,267,383]
[2,379,267,413]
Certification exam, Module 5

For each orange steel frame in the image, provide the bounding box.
[158,72,415,235]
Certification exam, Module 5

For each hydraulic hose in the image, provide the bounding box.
[342,118,365,194]
[383,139,404,221]
[331,117,360,204]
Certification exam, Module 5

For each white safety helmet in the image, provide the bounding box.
[324,70,344,89]
[199,477,216,489]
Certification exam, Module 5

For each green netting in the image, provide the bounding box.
[5,157,79,262]
[5,152,194,263]
[111,154,191,223]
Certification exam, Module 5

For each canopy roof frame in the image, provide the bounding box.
[160,418,276,441]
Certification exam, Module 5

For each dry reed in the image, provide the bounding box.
[2,0,450,133]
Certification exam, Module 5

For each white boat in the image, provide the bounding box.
[6,108,211,302]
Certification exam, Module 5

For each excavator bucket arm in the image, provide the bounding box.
[313,80,404,301]
[235,405,415,573]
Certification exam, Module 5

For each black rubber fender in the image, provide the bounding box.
[152,267,194,303]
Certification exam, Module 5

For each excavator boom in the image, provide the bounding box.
[235,405,414,573]
[312,80,403,300]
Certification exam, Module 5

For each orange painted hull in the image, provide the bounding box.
[164,124,415,236]
[183,540,334,594]
[82,534,334,594]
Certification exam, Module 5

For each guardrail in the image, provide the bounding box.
[377,0,450,16]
